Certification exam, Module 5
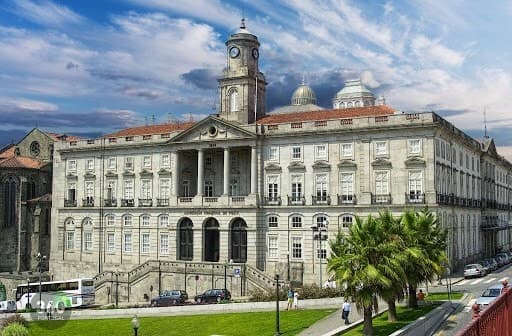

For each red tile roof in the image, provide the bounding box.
[0,144,16,159]
[0,156,46,169]
[45,132,83,142]
[104,122,196,138]
[257,105,396,124]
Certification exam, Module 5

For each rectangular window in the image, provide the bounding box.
[291,146,302,160]
[205,156,212,168]
[108,157,116,170]
[160,234,169,255]
[268,235,279,258]
[106,233,115,252]
[268,216,278,228]
[291,216,302,228]
[67,160,77,173]
[267,175,279,199]
[314,145,328,160]
[375,141,387,156]
[230,176,240,196]
[66,232,74,250]
[315,174,328,198]
[123,216,132,227]
[124,233,132,252]
[141,216,150,226]
[160,154,170,168]
[409,170,423,196]
[340,173,354,199]
[375,171,389,194]
[182,180,190,197]
[84,232,93,251]
[125,157,134,170]
[106,215,115,226]
[67,182,76,201]
[317,248,327,259]
[142,155,152,169]
[159,215,169,227]
[124,180,134,199]
[159,179,170,198]
[291,237,302,259]
[106,181,116,200]
[342,215,353,228]
[141,179,152,198]
[408,139,421,155]
[85,181,94,198]
[340,143,353,159]
[141,233,150,253]
[85,158,94,171]
[204,180,214,197]
[290,175,303,199]
[268,146,279,161]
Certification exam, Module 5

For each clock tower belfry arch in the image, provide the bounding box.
[218,19,266,124]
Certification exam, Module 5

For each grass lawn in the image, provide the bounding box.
[340,304,438,336]
[425,291,463,301]
[29,309,334,336]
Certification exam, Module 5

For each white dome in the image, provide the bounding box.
[291,84,316,106]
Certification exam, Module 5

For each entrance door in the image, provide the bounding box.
[230,218,247,263]
[204,218,219,262]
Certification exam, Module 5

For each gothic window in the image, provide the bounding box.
[229,89,239,113]
[230,218,247,262]
[178,218,193,261]
[3,177,16,227]
[30,141,40,157]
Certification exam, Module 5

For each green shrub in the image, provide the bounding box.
[1,323,29,336]
[249,284,344,302]
[0,314,28,329]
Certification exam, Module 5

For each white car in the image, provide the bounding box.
[464,264,484,279]
[475,285,503,309]
[0,300,16,313]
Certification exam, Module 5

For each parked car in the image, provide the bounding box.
[464,263,485,279]
[495,254,507,267]
[0,300,16,313]
[478,260,491,275]
[194,289,231,304]
[151,290,188,307]
[475,284,503,309]
[496,253,510,265]
[484,258,499,271]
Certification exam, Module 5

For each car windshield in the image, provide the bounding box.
[482,288,501,297]
[465,265,477,269]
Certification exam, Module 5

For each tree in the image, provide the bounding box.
[328,214,404,335]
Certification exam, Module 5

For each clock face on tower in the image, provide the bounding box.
[229,46,240,58]
[252,48,259,59]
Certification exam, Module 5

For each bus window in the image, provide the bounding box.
[68,282,79,291]
[82,280,94,287]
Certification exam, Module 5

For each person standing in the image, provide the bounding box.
[342,299,351,325]
[287,288,294,310]
[293,290,299,309]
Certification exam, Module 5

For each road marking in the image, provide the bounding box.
[484,277,497,284]
[463,299,476,312]
[499,277,509,282]
[456,280,468,286]
[470,278,485,285]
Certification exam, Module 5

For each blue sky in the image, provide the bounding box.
[1,0,512,158]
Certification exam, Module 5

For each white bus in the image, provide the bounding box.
[15,278,95,310]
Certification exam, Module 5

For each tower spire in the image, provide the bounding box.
[240,18,246,29]
[484,107,488,137]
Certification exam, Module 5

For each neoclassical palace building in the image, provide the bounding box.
[50,21,512,302]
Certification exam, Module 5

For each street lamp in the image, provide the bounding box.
[114,271,120,308]
[224,260,228,296]
[131,315,140,336]
[274,274,280,336]
[311,220,328,288]
[36,252,47,311]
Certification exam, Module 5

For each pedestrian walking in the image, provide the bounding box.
[293,290,299,309]
[286,288,294,310]
[342,299,351,325]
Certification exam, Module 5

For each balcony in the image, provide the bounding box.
[104,198,117,207]
[405,192,425,204]
[337,194,357,205]
[64,199,77,207]
[264,196,281,205]
[178,197,193,204]
[230,196,245,205]
[121,198,135,207]
[138,198,153,207]
[287,195,305,206]
[372,193,392,204]
[436,193,446,205]
[82,197,94,207]
[203,197,218,203]
[157,198,169,207]
[312,195,331,205]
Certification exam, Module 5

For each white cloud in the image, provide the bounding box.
[411,35,465,67]
[6,0,84,27]
[0,96,58,112]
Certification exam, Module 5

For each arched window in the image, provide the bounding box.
[3,177,16,227]
[178,218,193,260]
[82,217,93,226]
[290,214,302,228]
[229,90,238,113]
[123,215,132,227]
[105,214,115,226]
[340,214,353,229]
[230,218,247,263]
[140,214,150,226]
[315,214,329,228]
[65,218,75,227]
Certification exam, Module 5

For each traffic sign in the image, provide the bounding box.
[233,267,241,278]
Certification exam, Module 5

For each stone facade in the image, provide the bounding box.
[48,23,512,303]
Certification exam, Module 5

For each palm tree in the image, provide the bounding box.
[400,208,448,308]
[328,214,404,335]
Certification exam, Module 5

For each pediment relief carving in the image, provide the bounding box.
[84,172,96,179]
[404,157,426,167]
[265,163,282,172]
[122,170,136,177]
[66,173,78,179]
[158,168,171,176]
[105,171,118,178]
[288,161,306,171]
[140,169,153,177]
[337,160,357,169]
[312,161,331,171]
[371,158,392,168]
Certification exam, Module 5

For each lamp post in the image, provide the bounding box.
[131,315,140,336]
[26,277,31,309]
[36,252,47,310]
[274,274,280,336]
[320,220,328,288]
[115,271,120,308]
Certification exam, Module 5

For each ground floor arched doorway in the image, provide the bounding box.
[204,218,219,262]
[230,218,247,263]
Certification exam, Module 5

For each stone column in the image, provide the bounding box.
[223,147,230,196]
[172,151,179,196]
[197,148,204,196]
[250,146,257,194]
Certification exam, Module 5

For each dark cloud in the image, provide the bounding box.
[87,68,149,82]
[429,108,469,117]
[466,127,512,146]
[0,130,28,149]
[180,68,219,90]
[122,87,162,100]
[66,62,79,70]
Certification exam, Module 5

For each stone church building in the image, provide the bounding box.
[49,21,512,303]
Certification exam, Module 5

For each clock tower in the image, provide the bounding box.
[218,19,266,124]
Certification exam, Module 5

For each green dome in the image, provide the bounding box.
[291,83,316,106]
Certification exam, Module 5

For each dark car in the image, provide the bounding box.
[194,289,231,304]
[151,290,188,307]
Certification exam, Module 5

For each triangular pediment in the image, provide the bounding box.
[288,161,306,171]
[312,161,331,170]
[337,160,357,169]
[404,157,426,167]
[371,158,392,168]
[265,163,282,172]
[169,116,256,143]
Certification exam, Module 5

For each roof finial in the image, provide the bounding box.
[301,73,306,85]
[240,18,246,29]
[484,107,488,137]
